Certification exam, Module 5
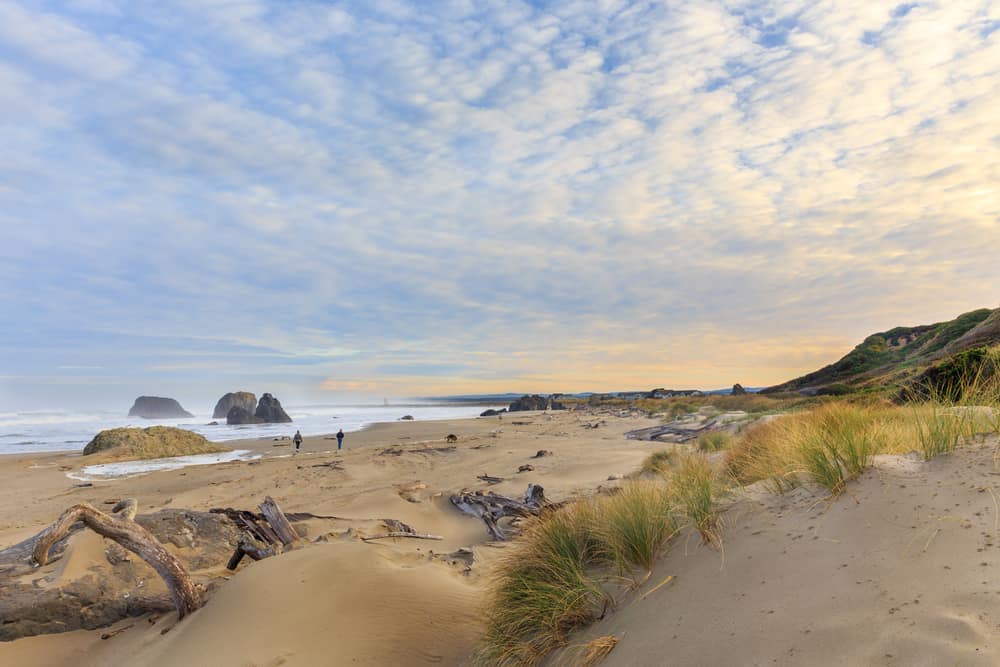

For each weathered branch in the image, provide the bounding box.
[362,532,443,542]
[258,496,300,546]
[450,484,547,540]
[31,501,201,619]
[226,531,278,570]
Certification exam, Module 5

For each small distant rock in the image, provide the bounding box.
[255,393,292,423]
[508,395,566,412]
[479,408,508,417]
[400,415,415,421]
[607,473,624,481]
[206,421,219,426]
[212,391,257,419]
[518,464,534,473]
[127,396,193,419]
[531,450,551,458]
[446,434,458,442]
[732,383,747,395]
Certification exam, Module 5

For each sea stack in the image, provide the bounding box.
[127,396,193,419]
[212,391,257,419]
[254,393,292,423]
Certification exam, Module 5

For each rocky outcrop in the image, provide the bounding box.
[732,383,746,395]
[0,509,242,641]
[212,392,257,419]
[508,395,566,412]
[83,426,227,460]
[254,393,292,423]
[127,396,193,419]
[227,407,264,425]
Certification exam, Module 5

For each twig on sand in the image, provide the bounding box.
[101,623,134,640]
[362,532,443,542]
[639,575,675,601]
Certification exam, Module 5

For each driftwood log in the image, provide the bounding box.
[217,496,300,570]
[450,484,547,540]
[30,499,201,619]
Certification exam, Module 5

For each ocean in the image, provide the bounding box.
[0,402,504,456]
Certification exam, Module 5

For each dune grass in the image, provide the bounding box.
[479,476,691,665]
[669,453,719,543]
[641,449,675,475]
[697,430,734,452]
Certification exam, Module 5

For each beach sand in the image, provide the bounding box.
[2,411,1000,666]
[0,410,658,666]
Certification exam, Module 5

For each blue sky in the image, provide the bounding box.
[1,0,999,410]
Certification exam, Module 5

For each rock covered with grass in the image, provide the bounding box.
[83,426,228,460]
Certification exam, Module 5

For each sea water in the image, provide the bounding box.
[0,402,503,455]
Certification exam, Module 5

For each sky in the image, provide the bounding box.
[1,0,999,410]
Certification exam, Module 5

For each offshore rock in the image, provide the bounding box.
[227,406,264,425]
[254,393,292,423]
[213,391,257,419]
[127,396,193,419]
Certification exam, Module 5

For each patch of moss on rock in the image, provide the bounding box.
[83,426,229,461]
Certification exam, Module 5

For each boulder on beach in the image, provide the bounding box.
[127,396,193,419]
[213,391,257,419]
[508,394,566,412]
[255,393,292,423]
[480,408,508,417]
[82,426,228,461]
[227,406,265,425]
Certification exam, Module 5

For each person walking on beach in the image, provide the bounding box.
[293,430,303,452]
[336,428,344,450]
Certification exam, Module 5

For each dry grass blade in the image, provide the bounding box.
[580,635,619,666]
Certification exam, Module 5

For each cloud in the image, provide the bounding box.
[2,0,999,407]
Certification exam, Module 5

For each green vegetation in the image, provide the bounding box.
[479,468,716,665]
[766,307,999,394]
[641,449,675,474]
[82,426,228,460]
[697,431,733,452]
[669,453,719,543]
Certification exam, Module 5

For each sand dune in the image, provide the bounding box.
[565,439,1000,666]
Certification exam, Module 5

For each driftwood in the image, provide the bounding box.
[450,484,547,540]
[477,473,504,485]
[226,531,278,570]
[216,497,299,570]
[259,496,300,546]
[362,532,443,542]
[30,499,201,619]
[531,450,551,458]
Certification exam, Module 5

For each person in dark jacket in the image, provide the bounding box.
[293,430,303,452]
[336,429,344,450]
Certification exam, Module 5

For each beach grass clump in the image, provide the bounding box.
[910,404,965,460]
[478,505,607,666]
[593,482,676,572]
[697,431,733,452]
[725,404,884,495]
[641,449,676,475]
[669,453,719,543]
[479,482,682,665]
[723,417,800,494]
